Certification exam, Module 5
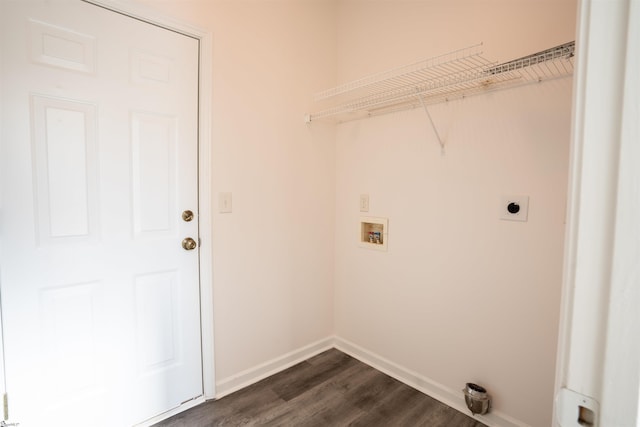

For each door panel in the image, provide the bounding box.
[132,112,177,237]
[0,1,202,425]
[29,18,97,73]
[31,95,100,243]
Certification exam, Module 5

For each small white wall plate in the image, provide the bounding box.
[219,192,232,213]
[555,388,599,426]
[500,195,529,222]
[359,194,370,212]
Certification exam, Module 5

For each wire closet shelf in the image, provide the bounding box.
[305,41,575,123]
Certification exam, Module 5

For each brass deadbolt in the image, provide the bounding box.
[182,210,194,222]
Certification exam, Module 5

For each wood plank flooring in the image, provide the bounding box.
[154,349,488,427]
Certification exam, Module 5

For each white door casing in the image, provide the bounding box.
[553,0,640,425]
[0,1,214,425]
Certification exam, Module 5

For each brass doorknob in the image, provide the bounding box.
[182,237,197,250]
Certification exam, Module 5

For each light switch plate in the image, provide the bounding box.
[500,195,529,221]
[219,192,232,213]
[359,194,369,212]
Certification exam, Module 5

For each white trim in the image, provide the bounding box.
[84,0,217,400]
[194,335,527,424]
[552,0,590,423]
[0,1,6,401]
[334,337,529,427]
[197,30,216,401]
[599,0,640,423]
[214,337,335,399]
[82,0,206,38]
[553,0,639,425]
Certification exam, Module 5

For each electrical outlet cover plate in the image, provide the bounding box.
[500,195,529,222]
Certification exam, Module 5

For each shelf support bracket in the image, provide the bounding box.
[416,93,445,154]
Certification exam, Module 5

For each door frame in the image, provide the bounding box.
[553,0,640,425]
[85,0,216,407]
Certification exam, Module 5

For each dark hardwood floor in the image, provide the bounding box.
[154,349,488,427]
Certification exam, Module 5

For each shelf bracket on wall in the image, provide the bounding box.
[416,91,445,155]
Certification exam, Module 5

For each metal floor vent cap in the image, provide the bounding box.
[463,383,491,415]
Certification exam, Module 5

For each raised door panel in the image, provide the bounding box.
[131,112,177,238]
[31,95,99,244]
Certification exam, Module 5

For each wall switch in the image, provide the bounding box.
[360,194,369,212]
[219,192,232,213]
[500,195,529,221]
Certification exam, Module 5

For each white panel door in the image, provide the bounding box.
[0,1,202,426]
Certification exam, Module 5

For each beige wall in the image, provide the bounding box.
[334,1,576,426]
[139,0,338,383]
[336,0,578,82]
[204,0,337,384]
[138,1,576,425]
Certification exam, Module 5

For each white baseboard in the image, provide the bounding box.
[213,335,529,427]
[214,336,335,398]
[334,336,529,427]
